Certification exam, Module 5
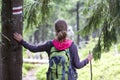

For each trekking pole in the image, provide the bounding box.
[89,51,92,80]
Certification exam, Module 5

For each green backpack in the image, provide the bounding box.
[47,47,70,80]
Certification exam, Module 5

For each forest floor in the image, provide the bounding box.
[23,68,37,80]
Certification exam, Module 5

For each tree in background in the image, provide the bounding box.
[23,0,52,42]
[23,0,81,43]
[80,0,120,60]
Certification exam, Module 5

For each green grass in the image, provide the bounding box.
[35,53,120,80]
[77,38,120,80]
[22,63,36,76]
[36,64,48,80]
[77,53,120,80]
[23,38,120,80]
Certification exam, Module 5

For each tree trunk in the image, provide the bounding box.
[76,1,80,46]
[0,45,3,80]
[1,0,23,80]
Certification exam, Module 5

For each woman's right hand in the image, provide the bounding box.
[13,32,23,42]
[87,53,93,61]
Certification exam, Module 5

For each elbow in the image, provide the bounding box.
[74,60,89,69]
[74,65,83,69]
[74,63,83,69]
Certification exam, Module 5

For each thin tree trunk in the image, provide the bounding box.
[1,0,23,80]
[76,1,80,46]
[0,45,3,80]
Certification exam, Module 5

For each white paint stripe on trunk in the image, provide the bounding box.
[13,6,22,10]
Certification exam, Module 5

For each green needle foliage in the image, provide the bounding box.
[41,0,50,22]
[24,0,50,28]
[80,0,120,60]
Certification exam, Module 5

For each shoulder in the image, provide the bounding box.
[40,40,54,54]
[69,42,78,54]
[46,40,52,45]
[45,40,54,47]
[69,42,77,48]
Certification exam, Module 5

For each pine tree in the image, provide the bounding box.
[80,0,120,60]
[1,0,23,80]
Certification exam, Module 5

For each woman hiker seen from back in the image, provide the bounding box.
[13,19,93,80]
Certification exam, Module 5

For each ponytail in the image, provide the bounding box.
[57,30,67,41]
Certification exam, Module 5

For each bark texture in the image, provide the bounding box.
[1,0,23,80]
